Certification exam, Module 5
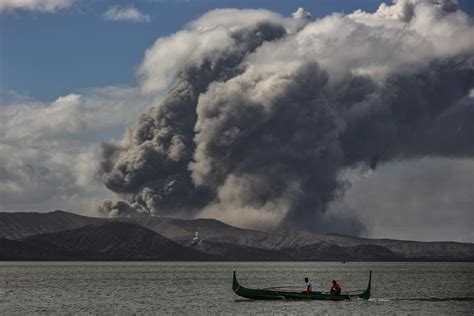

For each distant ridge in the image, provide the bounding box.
[0,210,473,261]
[0,210,103,239]
[0,221,215,261]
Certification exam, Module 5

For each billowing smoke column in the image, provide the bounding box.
[98,1,474,233]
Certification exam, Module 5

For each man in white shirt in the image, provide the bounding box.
[303,277,312,293]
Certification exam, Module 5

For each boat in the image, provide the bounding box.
[232,270,371,301]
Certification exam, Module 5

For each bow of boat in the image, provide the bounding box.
[232,271,240,293]
[357,270,371,300]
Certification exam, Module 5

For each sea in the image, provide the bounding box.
[1,262,473,315]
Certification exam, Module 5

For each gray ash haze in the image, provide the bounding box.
[1,0,473,241]
[97,1,474,235]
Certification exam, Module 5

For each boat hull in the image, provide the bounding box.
[232,271,371,301]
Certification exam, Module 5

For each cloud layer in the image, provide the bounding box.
[103,5,151,23]
[97,0,474,235]
[0,87,153,214]
[0,0,72,13]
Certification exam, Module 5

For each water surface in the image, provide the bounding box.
[1,262,473,314]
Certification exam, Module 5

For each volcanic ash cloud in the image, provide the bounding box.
[97,1,474,234]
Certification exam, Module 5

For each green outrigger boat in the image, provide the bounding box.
[233,270,371,301]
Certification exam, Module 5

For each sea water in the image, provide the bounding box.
[1,262,473,314]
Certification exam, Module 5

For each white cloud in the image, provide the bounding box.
[187,8,287,33]
[137,1,473,95]
[292,7,312,20]
[0,0,72,13]
[137,8,306,94]
[103,5,151,23]
[138,28,234,93]
[243,0,473,85]
[0,86,154,214]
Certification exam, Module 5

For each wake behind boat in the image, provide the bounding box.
[232,270,371,301]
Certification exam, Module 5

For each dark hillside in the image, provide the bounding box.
[0,210,103,239]
[0,221,216,261]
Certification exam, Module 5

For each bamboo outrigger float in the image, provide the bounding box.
[232,270,371,301]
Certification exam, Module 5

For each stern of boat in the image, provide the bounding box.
[358,270,371,300]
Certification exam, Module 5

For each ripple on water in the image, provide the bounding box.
[0,262,473,314]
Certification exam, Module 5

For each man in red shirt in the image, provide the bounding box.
[330,280,341,295]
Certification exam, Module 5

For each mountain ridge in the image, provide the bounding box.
[0,210,472,261]
[0,221,216,260]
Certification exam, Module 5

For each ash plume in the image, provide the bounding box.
[98,1,474,234]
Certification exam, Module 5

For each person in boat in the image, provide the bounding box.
[330,280,341,295]
[303,277,312,294]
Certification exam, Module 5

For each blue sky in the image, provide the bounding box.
[2,0,471,101]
